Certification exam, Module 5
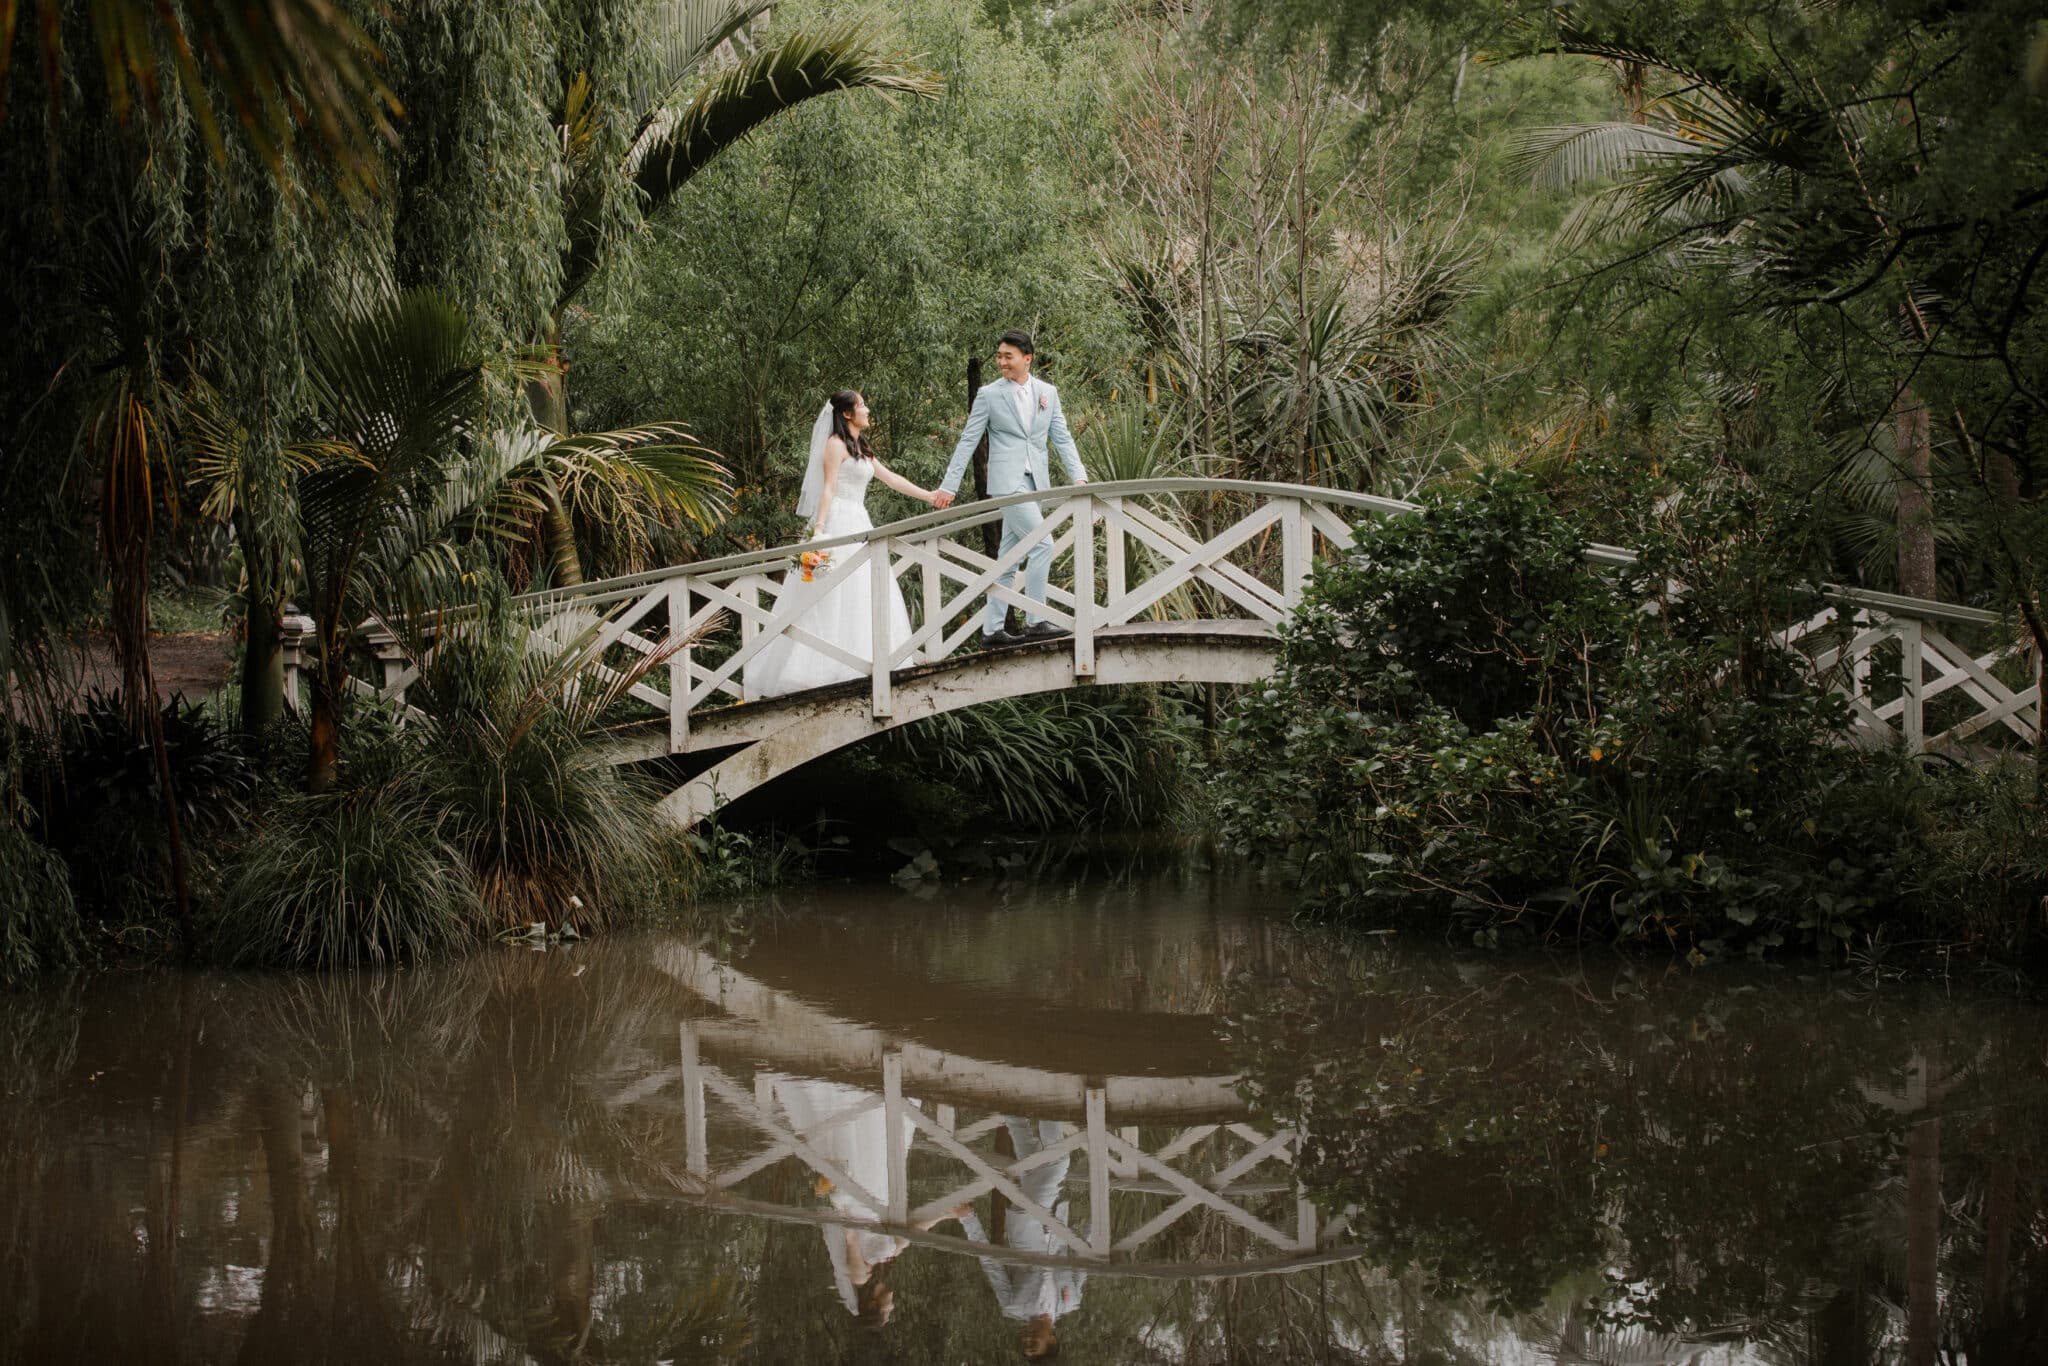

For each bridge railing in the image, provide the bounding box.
[506,479,1418,750]
[276,478,2038,758]
[1779,587,2041,751]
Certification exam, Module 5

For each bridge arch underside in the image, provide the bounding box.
[628,624,1276,829]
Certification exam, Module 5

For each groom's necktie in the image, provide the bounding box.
[1010,380,1031,431]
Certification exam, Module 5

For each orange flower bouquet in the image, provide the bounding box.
[799,549,831,582]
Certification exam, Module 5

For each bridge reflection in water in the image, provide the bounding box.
[624,941,1356,1285]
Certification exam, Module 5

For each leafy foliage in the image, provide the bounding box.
[1215,472,1925,954]
[16,691,254,928]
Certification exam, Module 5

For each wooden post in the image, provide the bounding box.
[1087,1087,1110,1254]
[681,1022,706,1177]
[1074,494,1096,678]
[884,1051,908,1224]
[1105,498,1126,624]
[1281,498,1310,606]
[668,578,689,753]
[921,540,940,664]
[871,543,893,718]
[1899,617,1925,751]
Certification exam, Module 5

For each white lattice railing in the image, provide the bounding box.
[276,478,2039,759]
[1781,587,2042,752]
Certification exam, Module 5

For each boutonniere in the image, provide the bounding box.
[1038,392,1049,410]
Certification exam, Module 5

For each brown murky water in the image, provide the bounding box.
[3,867,2046,1364]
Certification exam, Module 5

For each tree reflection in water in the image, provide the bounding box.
[0,883,2044,1365]
[1226,943,2048,1363]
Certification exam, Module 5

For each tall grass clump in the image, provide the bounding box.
[215,782,479,969]
[402,604,692,929]
[883,688,1197,830]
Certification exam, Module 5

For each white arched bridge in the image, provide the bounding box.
[287,478,2041,827]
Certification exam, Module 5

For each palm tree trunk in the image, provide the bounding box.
[527,319,585,588]
[543,497,586,589]
[240,597,286,734]
[308,679,341,795]
[235,504,287,734]
[1894,384,1937,599]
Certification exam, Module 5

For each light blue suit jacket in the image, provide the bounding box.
[940,375,1087,497]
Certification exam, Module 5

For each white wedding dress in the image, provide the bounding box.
[744,454,914,700]
[771,1076,921,1315]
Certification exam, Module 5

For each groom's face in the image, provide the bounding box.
[994,342,1031,383]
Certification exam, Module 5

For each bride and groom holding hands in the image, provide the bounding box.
[743,329,1089,701]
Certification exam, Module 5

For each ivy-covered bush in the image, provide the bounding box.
[1215,472,1920,955]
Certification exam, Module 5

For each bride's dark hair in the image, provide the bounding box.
[828,390,873,461]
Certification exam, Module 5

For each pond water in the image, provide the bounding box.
[4,867,2045,1364]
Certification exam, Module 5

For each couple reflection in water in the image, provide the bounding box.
[771,1075,1084,1359]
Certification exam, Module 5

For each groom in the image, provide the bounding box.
[933,330,1087,646]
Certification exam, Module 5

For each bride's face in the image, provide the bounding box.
[847,395,870,432]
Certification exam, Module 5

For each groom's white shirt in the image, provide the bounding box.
[1005,376,1031,430]
[940,373,1087,498]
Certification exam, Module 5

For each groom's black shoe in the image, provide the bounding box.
[1019,621,1070,641]
[979,628,1024,649]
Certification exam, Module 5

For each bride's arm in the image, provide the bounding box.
[810,440,847,539]
[869,457,939,506]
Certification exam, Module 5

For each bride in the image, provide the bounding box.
[744,390,941,700]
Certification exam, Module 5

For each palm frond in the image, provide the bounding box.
[298,289,489,580]
[1509,121,1702,192]
[544,421,732,532]
[628,0,779,118]
[628,24,939,214]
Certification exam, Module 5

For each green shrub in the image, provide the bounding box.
[1908,759,2048,964]
[0,823,83,988]
[35,690,252,923]
[1215,471,1918,955]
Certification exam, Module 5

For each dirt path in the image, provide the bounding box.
[72,632,236,706]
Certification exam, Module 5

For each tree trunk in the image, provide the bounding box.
[526,319,585,588]
[543,497,586,588]
[240,598,286,734]
[308,681,341,795]
[137,646,194,951]
[1895,385,1937,599]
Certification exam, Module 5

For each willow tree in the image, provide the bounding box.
[386,0,937,586]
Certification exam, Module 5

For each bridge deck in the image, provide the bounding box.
[603,618,1275,762]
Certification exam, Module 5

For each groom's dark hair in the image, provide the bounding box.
[996,329,1035,356]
